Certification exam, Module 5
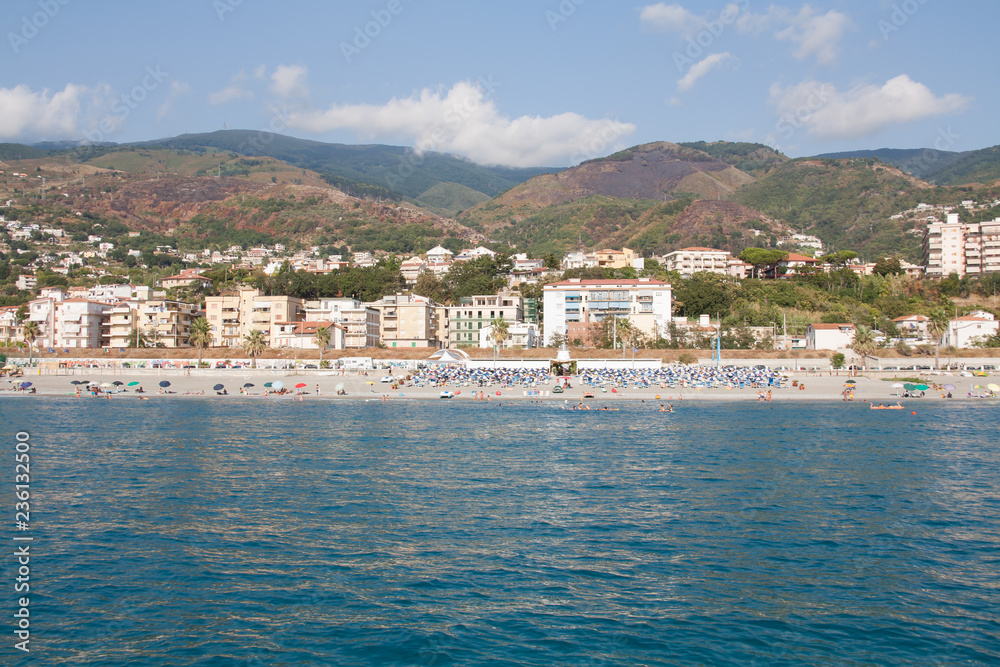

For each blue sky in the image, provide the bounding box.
[1,0,993,167]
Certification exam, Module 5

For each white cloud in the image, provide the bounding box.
[269,64,309,100]
[209,85,254,106]
[774,5,853,65]
[0,83,107,141]
[677,52,735,92]
[640,3,701,33]
[157,81,191,121]
[253,64,266,80]
[771,75,970,140]
[286,81,636,167]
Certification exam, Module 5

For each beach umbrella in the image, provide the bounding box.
[127,381,139,387]
[100,382,113,388]
[989,383,1000,393]
[891,383,904,388]
[943,383,956,391]
[334,382,345,393]
[112,381,124,386]
[159,380,171,388]
[914,384,930,391]
[845,379,857,385]
[272,381,284,390]
[70,380,84,385]
[20,382,32,389]
[294,382,307,389]
[213,384,225,391]
[973,384,985,389]
[243,383,255,388]
[903,383,916,391]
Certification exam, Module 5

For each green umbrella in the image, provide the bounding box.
[914,384,929,391]
[903,383,916,391]
[264,382,273,388]
[127,381,139,386]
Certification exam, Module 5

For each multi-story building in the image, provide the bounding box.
[943,312,999,348]
[271,321,346,350]
[304,298,379,348]
[446,294,524,348]
[660,247,732,277]
[542,278,672,346]
[108,300,200,348]
[365,293,442,349]
[925,213,969,277]
[55,299,114,349]
[0,306,23,345]
[805,323,856,350]
[205,288,304,348]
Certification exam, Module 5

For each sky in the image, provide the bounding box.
[0,0,994,168]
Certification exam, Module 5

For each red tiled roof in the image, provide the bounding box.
[809,323,855,330]
[892,315,929,322]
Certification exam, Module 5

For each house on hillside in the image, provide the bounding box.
[892,315,929,337]
[943,313,999,348]
[805,323,856,350]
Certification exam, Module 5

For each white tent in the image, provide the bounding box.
[428,349,470,365]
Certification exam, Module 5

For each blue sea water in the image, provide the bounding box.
[2,398,1000,666]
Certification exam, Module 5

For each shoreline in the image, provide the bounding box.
[0,368,986,403]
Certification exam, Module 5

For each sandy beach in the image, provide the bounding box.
[0,366,987,403]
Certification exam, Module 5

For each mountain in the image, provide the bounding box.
[458,142,782,255]
[133,130,557,201]
[923,145,1000,186]
[677,141,789,176]
[0,143,50,161]
[812,148,964,180]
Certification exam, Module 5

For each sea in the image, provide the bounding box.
[3,398,999,666]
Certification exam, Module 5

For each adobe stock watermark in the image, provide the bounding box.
[82,66,170,144]
[568,118,633,165]
[384,75,500,190]
[877,0,931,41]
[773,82,835,143]
[8,0,72,55]
[673,0,749,73]
[213,0,243,21]
[341,0,408,64]
[546,0,586,31]
[236,106,293,156]
[906,126,960,176]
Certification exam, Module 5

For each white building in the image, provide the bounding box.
[943,313,999,348]
[426,245,454,263]
[478,322,538,349]
[271,321,347,351]
[805,323,856,350]
[660,247,731,277]
[304,298,380,348]
[542,278,672,346]
[925,213,968,277]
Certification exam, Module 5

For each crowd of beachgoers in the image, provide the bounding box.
[409,365,785,389]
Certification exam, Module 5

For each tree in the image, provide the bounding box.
[831,352,845,369]
[128,327,149,349]
[21,320,39,365]
[673,272,733,318]
[313,325,332,369]
[243,329,267,369]
[850,325,876,375]
[489,316,510,368]
[739,248,788,279]
[189,317,213,367]
[926,308,949,369]
[872,256,902,277]
[14,304,28,326]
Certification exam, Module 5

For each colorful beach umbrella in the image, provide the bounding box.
[264,382,273,388]
[943,383,956,391]
[127,381,139,387]
[914,384,930,391]
[20,382,32,389]
[294,382,307,389]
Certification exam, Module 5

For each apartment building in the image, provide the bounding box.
[542,278,672,346]
[205,288,304,348]
[925,213,970,277]
[304,298,380,348]
[108,300,200,348]
[271,321,347,350]
[446,294,524,348]
[660,247,732,277]
[365,293,442,348]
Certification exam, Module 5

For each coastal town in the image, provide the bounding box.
[2,194,1000,361]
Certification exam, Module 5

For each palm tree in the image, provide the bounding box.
[850,325,876,376]
[926,308,949,370]
[313,325,332,368]
[189,317,213,368]
[21,320,40,365]
[242,329,267,369]
[490,316,509,368]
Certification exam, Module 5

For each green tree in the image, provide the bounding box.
[188,317,213,368]
[242,329,267,369]
[21,320,39,365]
[313,325,332,368]
[738,248,788,279]
[926,308,949,369]
[850,325,876,375]
[831,352,845,369]
[674,272,733,318]
[872,256,902,276]
[489,316,510,368]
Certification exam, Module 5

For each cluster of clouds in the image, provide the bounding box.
[642,2,969,143]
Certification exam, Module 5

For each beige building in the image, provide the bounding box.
[109,300,200,348]
[0,306,23,345]
[661,247,732,277]
[205,288,304,348]
[160,268,212,290]
[925,213,968,277]
[366,293,442,349]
